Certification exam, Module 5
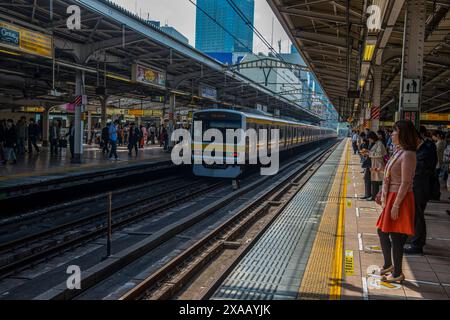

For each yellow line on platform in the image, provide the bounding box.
[329,140,350,299]
[298,140,349,299]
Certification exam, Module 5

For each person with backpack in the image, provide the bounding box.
[108,120,119,161]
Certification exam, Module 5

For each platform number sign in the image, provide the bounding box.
[402,78,420,111]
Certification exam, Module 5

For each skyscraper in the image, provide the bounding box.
[195,0,254,55]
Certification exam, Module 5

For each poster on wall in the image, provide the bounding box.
[132,64,166,87]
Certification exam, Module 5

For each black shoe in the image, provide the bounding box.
[404,245,423,255]
[366,197,374,201]
[360,196,370,200]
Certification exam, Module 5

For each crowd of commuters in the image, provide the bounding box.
[350,122,450,283]
[0,117,42,165]
[0,117,172,165]
[99,121,170,160]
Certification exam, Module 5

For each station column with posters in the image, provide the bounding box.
[168,93,176,149]
[400,0,426,127]
[73,70,85,163]
[371,65,382,131]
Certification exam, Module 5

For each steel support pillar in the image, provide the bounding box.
[168,93,176,149]
[100,96,108,126]
[73,70,85,163]
[400,0,426,127]
[371,65,382,131]
[42,108,50,147]
[87,111,92,143]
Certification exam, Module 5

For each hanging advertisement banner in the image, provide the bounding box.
[0,20,53,58]
[199,84,217,100]
[132,64,166,87]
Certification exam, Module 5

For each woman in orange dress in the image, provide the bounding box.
[376,120,419,283]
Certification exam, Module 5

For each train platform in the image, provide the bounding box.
[0,144,172,200]
[213,139,450,300]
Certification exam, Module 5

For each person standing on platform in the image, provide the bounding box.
[108,120,119,161]
[66,121,75,159]
[149,124,156,145]
[432,130,446,179]
[351,131,359,155]
[27,118,40,155]
[49,120,60,156]
[16,117,27,156]
[404,128,438,255]
[376,120,418,283]
[368,131,387,201]
[140,125,147,149]
[3,119,17,164]
[377,130,387,148]
[443,132,450,192]
[117,123,124,146]
[101,124,110,155]
[128,123,140,157]
[0,119,6,165]
[360,138,373,200]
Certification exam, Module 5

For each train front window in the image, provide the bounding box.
[200,119,242,142]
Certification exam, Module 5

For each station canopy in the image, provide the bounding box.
[268,0,450,121]
[0,0,322,123]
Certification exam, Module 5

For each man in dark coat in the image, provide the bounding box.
[49,120,60,156]
[127,123,140,156]
[28,118,40,154]
[405,127,438,254]
[4,119,17,164]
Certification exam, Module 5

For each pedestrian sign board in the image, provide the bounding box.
[403,78,420,111]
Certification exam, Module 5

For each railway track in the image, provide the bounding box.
[16,141,338,300]
[0,176,225,278]
[118,141,339,300]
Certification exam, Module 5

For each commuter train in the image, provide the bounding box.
[192,109,337,178]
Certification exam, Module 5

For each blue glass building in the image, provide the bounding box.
[195,0,254,54]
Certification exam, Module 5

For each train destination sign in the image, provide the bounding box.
[0,20,53,58]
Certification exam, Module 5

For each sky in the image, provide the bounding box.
[111,0,293,54]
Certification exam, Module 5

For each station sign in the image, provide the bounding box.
[132,64,166,87]
[127,109,163,117]
[19,106,45,113]
[421,113,450,122]
[199,84,217,101]
[0,21,53,58]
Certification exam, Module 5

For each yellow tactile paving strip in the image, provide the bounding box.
[298,140,350,299]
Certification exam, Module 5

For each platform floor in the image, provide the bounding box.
[0,143,170,188]
[342,145,450,300]
[213,139,450,300]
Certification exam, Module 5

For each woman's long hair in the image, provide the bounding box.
[393,120,419,151]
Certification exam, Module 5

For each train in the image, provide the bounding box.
[191,109,337,178]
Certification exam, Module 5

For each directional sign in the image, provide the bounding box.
[403,78,420,111]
